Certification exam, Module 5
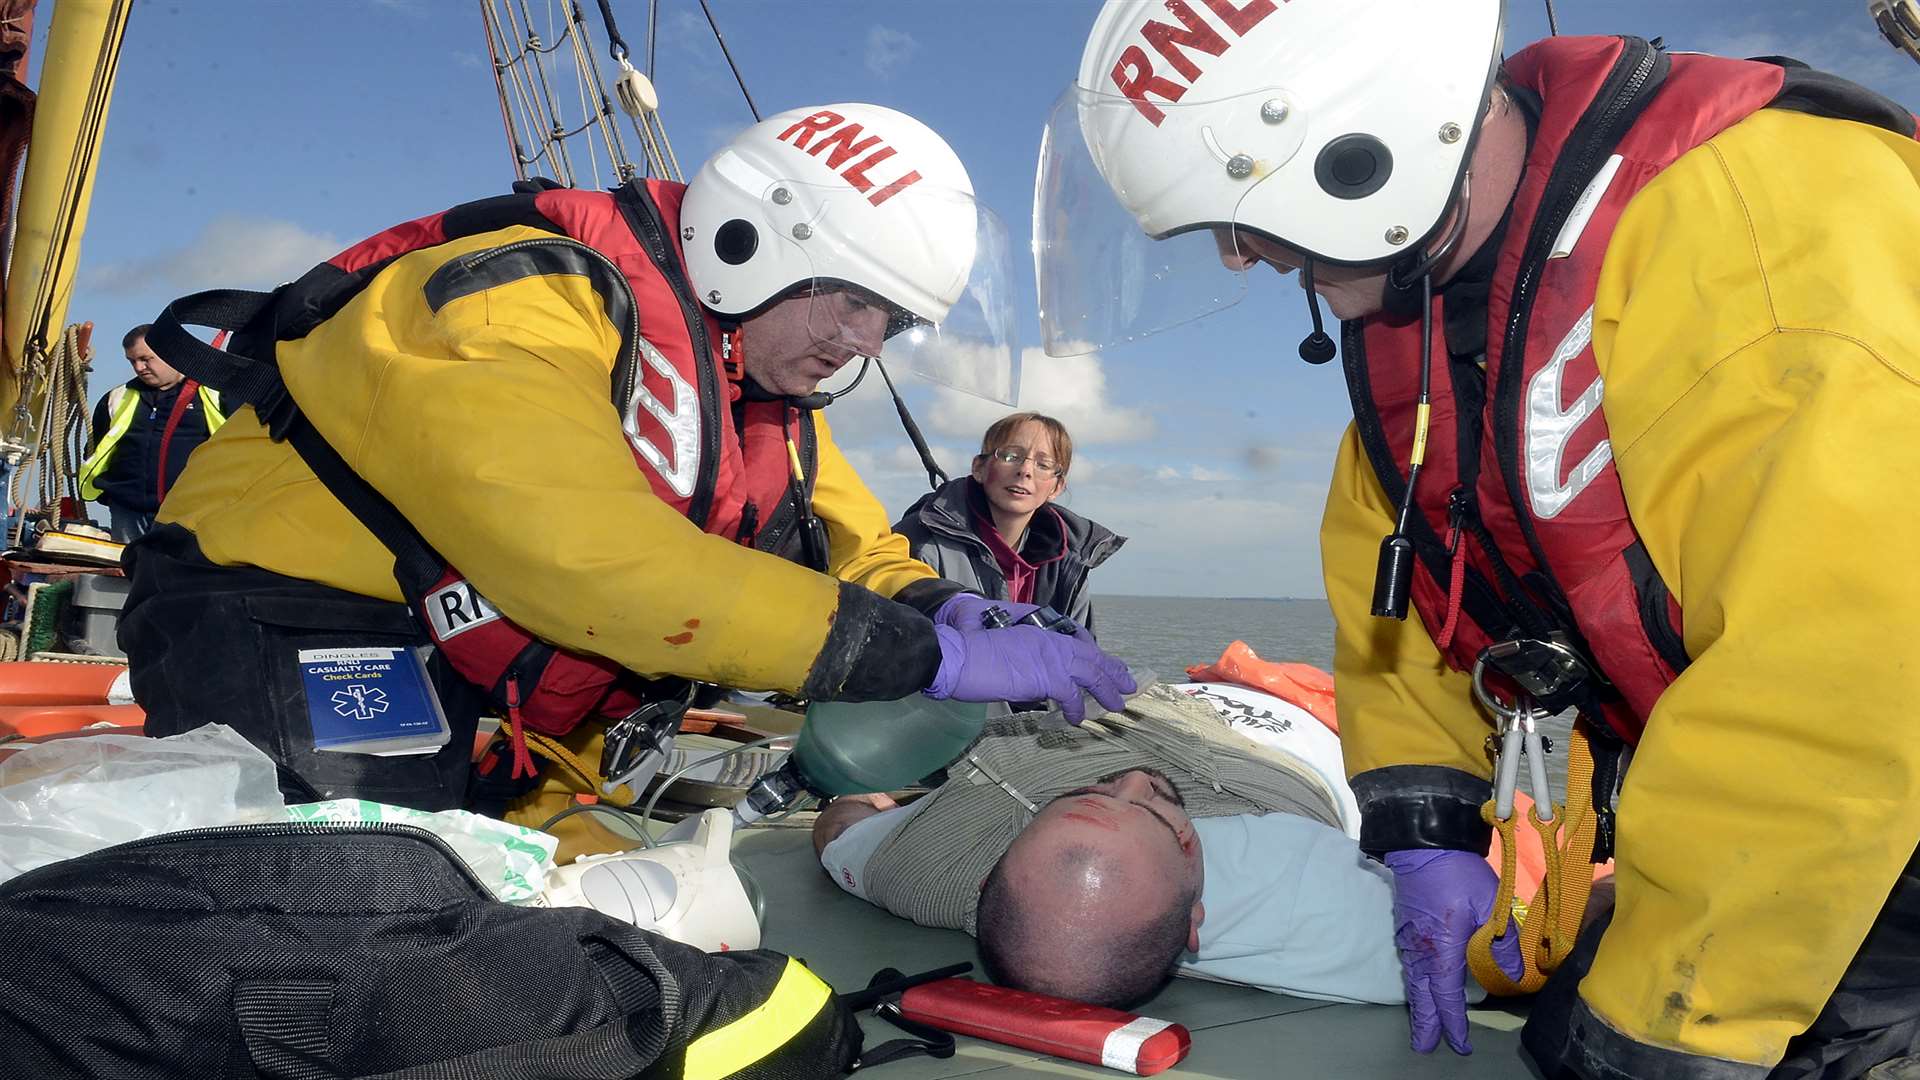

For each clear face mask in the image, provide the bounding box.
[758,177,1023,405]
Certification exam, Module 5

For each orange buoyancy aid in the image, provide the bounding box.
[1344,36,1919,743]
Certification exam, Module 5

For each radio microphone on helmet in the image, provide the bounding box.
[790,355,875,411]
[1296,259,1337,365]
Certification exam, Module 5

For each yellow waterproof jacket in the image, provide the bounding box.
[161,224,943,700]
[1324,109,1920,1067]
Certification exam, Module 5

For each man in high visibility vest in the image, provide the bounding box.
[80,324,225,542]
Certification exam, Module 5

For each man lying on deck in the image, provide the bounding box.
[811,686,1523,1008]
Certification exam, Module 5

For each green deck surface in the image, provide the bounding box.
[734,823,1540,1079]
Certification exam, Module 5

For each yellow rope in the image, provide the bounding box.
[1467,719,1603,995]
[496,716,640,807]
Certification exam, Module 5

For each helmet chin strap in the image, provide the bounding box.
[1297,174,1472,362]
[1382,173,1474,320]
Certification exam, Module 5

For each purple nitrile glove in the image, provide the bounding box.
[924,624,1134,723]
[1382,848,1524,1056]
[932,592,1096,645]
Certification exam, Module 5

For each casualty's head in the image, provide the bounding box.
[122,324,184,391]
[972,412,1072,521]
[680,103,1018,404]
[1035,0,1506,345]
[975,767,1204,1008]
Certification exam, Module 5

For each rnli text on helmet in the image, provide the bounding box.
[1113,0,1283,126]
[776,110,925,207]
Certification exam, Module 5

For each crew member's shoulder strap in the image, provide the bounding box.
[146,288,448,596]
[147,290,294,433]
[1758,55,1918,137]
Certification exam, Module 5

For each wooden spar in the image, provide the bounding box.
[1,0,131,422]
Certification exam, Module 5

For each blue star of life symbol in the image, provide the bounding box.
[331,683,390,721]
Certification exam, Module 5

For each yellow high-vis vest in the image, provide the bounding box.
[79,382,226,501]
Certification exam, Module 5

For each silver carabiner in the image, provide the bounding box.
[1472,653,1555,823]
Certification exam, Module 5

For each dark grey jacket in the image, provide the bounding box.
[893,477,1125,636]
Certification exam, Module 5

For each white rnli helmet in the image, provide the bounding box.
[1872,0,1920,64]
[1036,0,1505,355]
[682,103,1019,403]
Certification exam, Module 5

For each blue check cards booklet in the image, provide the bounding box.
[298,647,451,755]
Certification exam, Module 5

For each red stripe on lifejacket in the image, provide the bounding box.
[329,210,452,272]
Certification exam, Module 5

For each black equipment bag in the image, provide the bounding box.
[0,823,862,1080]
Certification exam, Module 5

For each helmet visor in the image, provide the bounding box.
[863,196,1019,405]
[1034,85,1249,358]
[760,177,1020,405]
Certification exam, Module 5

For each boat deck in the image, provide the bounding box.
[735,822,1538,1079]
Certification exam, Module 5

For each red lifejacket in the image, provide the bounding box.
[273,180,821,739]
[1345,37,1916,743]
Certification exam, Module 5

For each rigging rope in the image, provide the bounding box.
[7,322,91,549]
[646,0,660,79]
[595,0,632,60]
[696,0,760,122]
[479,3,528,181]
[479,0,685,185]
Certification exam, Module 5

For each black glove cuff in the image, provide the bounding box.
[801,582,942,703]
[889,577,969,619]
[1353,765,1494,857]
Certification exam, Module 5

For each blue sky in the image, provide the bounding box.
[40,0,1920,598]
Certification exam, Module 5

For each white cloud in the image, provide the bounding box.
[664,9,711,47]
[1692,20,1915,98]
[1150,464,1229,483]
[927,347,1154,445]
[81,217,342,294]
[865,26,920,80]
[1067,481,1330,599]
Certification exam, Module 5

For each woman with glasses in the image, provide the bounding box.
[894,412,1124,639]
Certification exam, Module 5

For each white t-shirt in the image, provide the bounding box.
[1175,682,1360,838]
[821,802,1405,1005]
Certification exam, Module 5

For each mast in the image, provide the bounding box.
[0,0,131,425]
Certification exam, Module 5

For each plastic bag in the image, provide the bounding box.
[0,724,286,883]
[284,799,558,903]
